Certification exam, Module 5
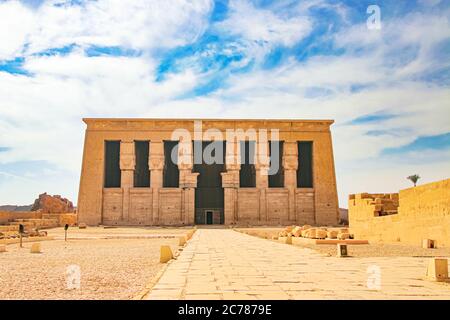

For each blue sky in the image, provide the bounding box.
[0,0,449,206]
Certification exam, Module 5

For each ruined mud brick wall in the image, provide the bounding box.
[78,119,339,226]
[349,178,450,247]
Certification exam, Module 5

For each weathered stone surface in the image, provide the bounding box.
[160,245,173,263]
[349,178,450,247]
[78,119,339,226]
[292,226,302,237]
[30,243,41,253]
[426,258,448,281]
[315,229,327,239]
[327,230,338,239]
[31,193,74,213]
[337,233,350,240]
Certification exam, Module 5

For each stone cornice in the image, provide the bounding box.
[83,118,334,133]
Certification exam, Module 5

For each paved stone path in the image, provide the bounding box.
[145,229,450,300]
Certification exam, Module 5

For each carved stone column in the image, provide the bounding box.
[256,140,269,222]
[149,140,164,224]
[222,140,240,225]
[120,140,135,223]
[178,139,198,225]
[283,141,298,222]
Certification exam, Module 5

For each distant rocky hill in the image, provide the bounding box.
[31,193,75,213]
[1,193,75,213]
[0,205,32,212]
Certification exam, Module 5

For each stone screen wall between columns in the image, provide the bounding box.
[104,141,121,188]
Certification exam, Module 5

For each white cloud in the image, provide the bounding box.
[0,0,213,57]
[216,0,312,61]
[0,1,34,60]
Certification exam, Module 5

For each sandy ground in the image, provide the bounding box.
[47,226,192,239]
[0,227,188,300]
[236,227,450,258]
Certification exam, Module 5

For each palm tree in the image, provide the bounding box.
[407,174,420,187]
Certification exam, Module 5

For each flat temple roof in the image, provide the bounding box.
[83,118,334,123]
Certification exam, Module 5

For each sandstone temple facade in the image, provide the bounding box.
[77,119,339,226]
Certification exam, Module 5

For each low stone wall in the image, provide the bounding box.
[0,211,77,227]
[349,178,450,247]
[0,211,42,224]
[42,213,78,226]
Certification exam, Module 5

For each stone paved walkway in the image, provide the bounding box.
[144,229,450,300]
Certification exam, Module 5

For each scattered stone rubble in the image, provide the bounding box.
[0,225,48,240]
[277,225,352,240]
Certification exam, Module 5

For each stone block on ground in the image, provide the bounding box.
[315,229,327,239]
[426,258,448,282]
[337,233,350,240]
[78,223,87,229]
[278,236,292,244]
[327,230,338,239]
[304,228,317,238]
[278,230,288,237]
[0,244,6,252]
[30,243,41,253]
[160,246,173,263]
[292,226,302,237]
[284,226,294,233]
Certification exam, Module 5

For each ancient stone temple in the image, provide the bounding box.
[77,119,339,226]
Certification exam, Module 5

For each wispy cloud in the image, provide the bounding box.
[0,0,449,206]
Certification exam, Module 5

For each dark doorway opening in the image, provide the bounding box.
[163,141,179,187]
[239,140,256,187]
[134,141,150,187]
[104,141,121,188]
[297,141,313,188]
[206,211,213,225]
[193,141,226,225]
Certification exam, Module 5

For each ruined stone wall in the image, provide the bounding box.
[349,178,450,247]
[78,119,339,226]
[0,211,42,224]
[41,213,78,226]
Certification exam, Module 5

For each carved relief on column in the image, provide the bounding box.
[120,140,135,222]
[149,141,164,187]
[177,138,198,225]
[222,140,240,224]
[149,140,164,224]
[255,140,270,188]
[283,141,298,221]
[255,140,269,222]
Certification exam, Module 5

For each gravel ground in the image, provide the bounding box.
[0,237,181,300]
[237,227,450,258]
